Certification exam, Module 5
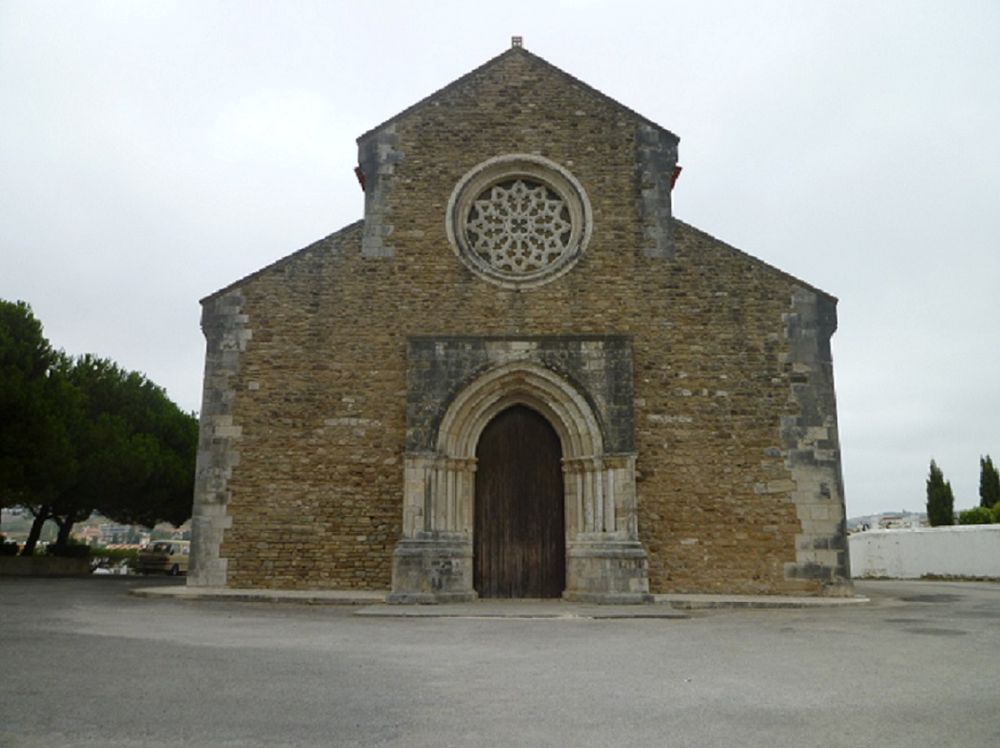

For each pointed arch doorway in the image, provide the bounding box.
[390,354,651,605]
[474,404,565,598]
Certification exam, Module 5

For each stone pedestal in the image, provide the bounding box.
[563,540,652,604]
[387,534,478,604]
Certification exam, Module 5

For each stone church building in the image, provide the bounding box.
[188,41,851,602]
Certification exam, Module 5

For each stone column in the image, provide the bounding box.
[388,453,478,603]
[562,454,652,603]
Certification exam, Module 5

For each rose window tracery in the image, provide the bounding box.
[446,154,592,289]
[466,178,573,274]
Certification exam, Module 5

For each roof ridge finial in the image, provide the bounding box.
[511,36,523,49]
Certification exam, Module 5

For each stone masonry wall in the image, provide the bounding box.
[194,48,847,594]
[405,335,635,454]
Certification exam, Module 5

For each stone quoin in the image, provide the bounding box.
[188,40,852,601]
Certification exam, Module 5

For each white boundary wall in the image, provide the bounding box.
[849,525,1000,579]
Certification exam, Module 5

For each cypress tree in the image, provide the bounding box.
[926,460,955,527]
[979,455,1000,509]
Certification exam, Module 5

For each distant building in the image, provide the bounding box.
[75,526,103,545]
[848,512,927,533]
[98,522,133,545]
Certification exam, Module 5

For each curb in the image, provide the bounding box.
[355,603,688,619]
[129,585,869,612]
[658,594,870,609]
[129,586,383,605]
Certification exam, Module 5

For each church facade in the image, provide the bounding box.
[188,42,851,601]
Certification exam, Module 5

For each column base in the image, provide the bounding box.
[564,539,652,604]
[389,535,477,604]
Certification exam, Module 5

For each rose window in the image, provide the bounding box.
[446,155,592,289]
[466,178,573,274]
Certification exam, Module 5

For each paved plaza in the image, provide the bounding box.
[1,577,998,747]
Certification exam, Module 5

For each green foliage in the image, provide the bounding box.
[90,546,139,563]
[980,455,1000,509]
[1,298,198,551]
[926,460,955,526]
[0,300,76,508]
[63,355,198,528]
[0,541,19,556]
[89,545,139,571]
[46,542,90,558]
[958,506,995,525]
[992,501,1000,524]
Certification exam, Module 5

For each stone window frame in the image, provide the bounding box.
[445,154,593,289]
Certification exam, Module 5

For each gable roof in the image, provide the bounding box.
[356,44,680,146]
[673,219,837,304]
[202,46,836,307]
[200,220,363,304]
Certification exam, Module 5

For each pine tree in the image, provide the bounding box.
[1,299,197,553]
[926,460,955,527]
[979,455,1000,509]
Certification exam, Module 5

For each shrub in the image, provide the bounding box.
[958,506,994,525]
[0,542,19,556]
[980,455,1000,509]
[93,546,138,562]
[89,546,139,570]
[926,460,955,526]
[46,543,91,558]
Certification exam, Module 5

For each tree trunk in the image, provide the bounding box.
[55,517,74,546]
[21,506,51,555]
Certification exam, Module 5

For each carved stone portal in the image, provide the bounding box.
[389,346,651,604]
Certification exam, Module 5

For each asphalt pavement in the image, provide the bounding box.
[1,576,998,747]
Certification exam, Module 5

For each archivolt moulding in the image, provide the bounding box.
[390,361,650,604]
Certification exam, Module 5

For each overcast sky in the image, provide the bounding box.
[1,0,997,519]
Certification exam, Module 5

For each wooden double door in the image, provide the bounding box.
[474,405,565,598]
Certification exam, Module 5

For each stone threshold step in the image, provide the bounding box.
[129,585,868,612]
